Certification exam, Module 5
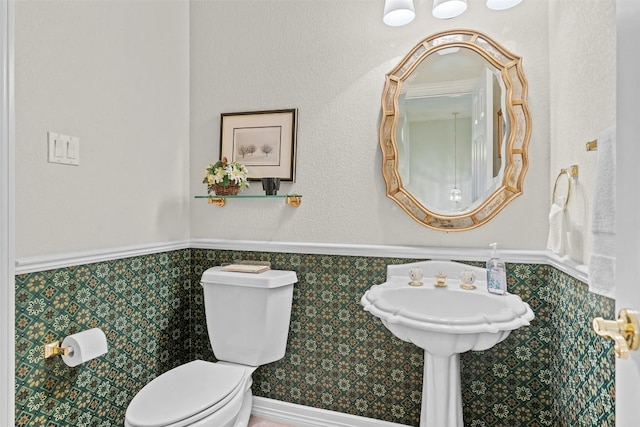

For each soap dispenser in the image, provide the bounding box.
[486,242,507,295]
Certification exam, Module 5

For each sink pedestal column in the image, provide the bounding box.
[420,351,463,427]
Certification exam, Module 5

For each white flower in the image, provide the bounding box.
[27,299,45,316]
[226,165,248,184]
[515,385,532,401]
[373,384,386,397]
[53,315,69,331]
[54,402,71,421]
[321,393,334,405]
[204,159,249,190]
[213,167,226,183]
[493,403,509,418]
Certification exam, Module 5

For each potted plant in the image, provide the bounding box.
[203,157,249,196]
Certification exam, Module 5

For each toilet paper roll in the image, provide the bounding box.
[61,328,108,367]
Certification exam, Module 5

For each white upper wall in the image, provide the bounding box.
[14,0,615,259]
[549,0,616,264]
[15,0,191,258]
[190,0,551,249]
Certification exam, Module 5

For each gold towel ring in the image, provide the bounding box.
[552,165,578,211]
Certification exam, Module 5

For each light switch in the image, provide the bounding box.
[67,140,77,158]
[66,137,79,165]
[48,132,80,166]
[48,132,61,163]
[54,139,65,158]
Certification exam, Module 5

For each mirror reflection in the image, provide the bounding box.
[397,47,507,213]
[379,30,531,231]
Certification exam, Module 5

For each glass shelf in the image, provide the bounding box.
[195,194,302,207]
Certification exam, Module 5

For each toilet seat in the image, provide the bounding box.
[125,360,247,427]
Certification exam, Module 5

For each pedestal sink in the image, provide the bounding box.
[361,260,534,427]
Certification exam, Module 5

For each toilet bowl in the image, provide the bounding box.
[124,267,298,427]
[124,361,255,427]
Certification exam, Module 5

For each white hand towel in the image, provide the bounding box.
[589,254,616,299]
[547,197,569,255]
[589,126,616,298]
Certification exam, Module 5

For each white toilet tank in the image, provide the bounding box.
[201,266,298,367]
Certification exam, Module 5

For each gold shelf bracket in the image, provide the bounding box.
[285,195,302,207]
[207,197,226,207]
[593,309,640,359]
[586,139,598,151]
[205,195,301,208]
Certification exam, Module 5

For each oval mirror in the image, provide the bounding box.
[380,30,531,231]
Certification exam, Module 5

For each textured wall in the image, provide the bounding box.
[548,0,616,263]
[189,0,551,250]
[15,0,191,258]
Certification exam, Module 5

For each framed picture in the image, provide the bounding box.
[220,108,298,181]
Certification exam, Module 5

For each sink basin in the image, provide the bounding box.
[362,265,533,356]
[361,260,534,427]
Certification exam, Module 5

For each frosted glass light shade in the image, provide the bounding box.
[486,0,523,10]
[432,0,467,19]
[383,0,416,26]
[450,187,462,203]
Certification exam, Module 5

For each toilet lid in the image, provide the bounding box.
[125,360,245,427]
[201,266,297,288]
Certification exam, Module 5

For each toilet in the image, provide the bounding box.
[124,266,298,427]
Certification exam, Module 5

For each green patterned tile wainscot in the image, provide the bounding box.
[461,263,553,427]
[191,249,425,426]
[549,268,615,427]
[191,251,562,427]
[14,250,191,427]
[15,249,615,427]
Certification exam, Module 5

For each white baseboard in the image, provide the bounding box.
[251,396,410,427]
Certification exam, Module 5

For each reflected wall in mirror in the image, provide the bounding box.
[380,29,531,231]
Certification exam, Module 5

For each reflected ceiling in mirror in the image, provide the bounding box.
[380,29,531,231]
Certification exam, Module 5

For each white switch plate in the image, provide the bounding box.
[48,132,79,165]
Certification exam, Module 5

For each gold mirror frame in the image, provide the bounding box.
[380,29,531,231]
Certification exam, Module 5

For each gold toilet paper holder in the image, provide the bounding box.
[592,309,640,359]
[43,340,72,359]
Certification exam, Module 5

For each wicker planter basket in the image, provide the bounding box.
[212,182,240,196]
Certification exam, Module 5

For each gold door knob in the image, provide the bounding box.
[592,309,640,359]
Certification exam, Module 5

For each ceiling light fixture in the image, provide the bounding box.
[486,0,524,11]
[383,0,524,26]
[432,0,467,20]
[383,0,416,27]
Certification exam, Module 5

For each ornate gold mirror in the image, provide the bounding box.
[380,29,531,231]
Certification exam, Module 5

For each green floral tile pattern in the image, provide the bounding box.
[549,268,615,427]
[190,252,606,427]
[460,263,553,427]
[15,249,615,427]
[14,250,191,427]
[190,250,426,425]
